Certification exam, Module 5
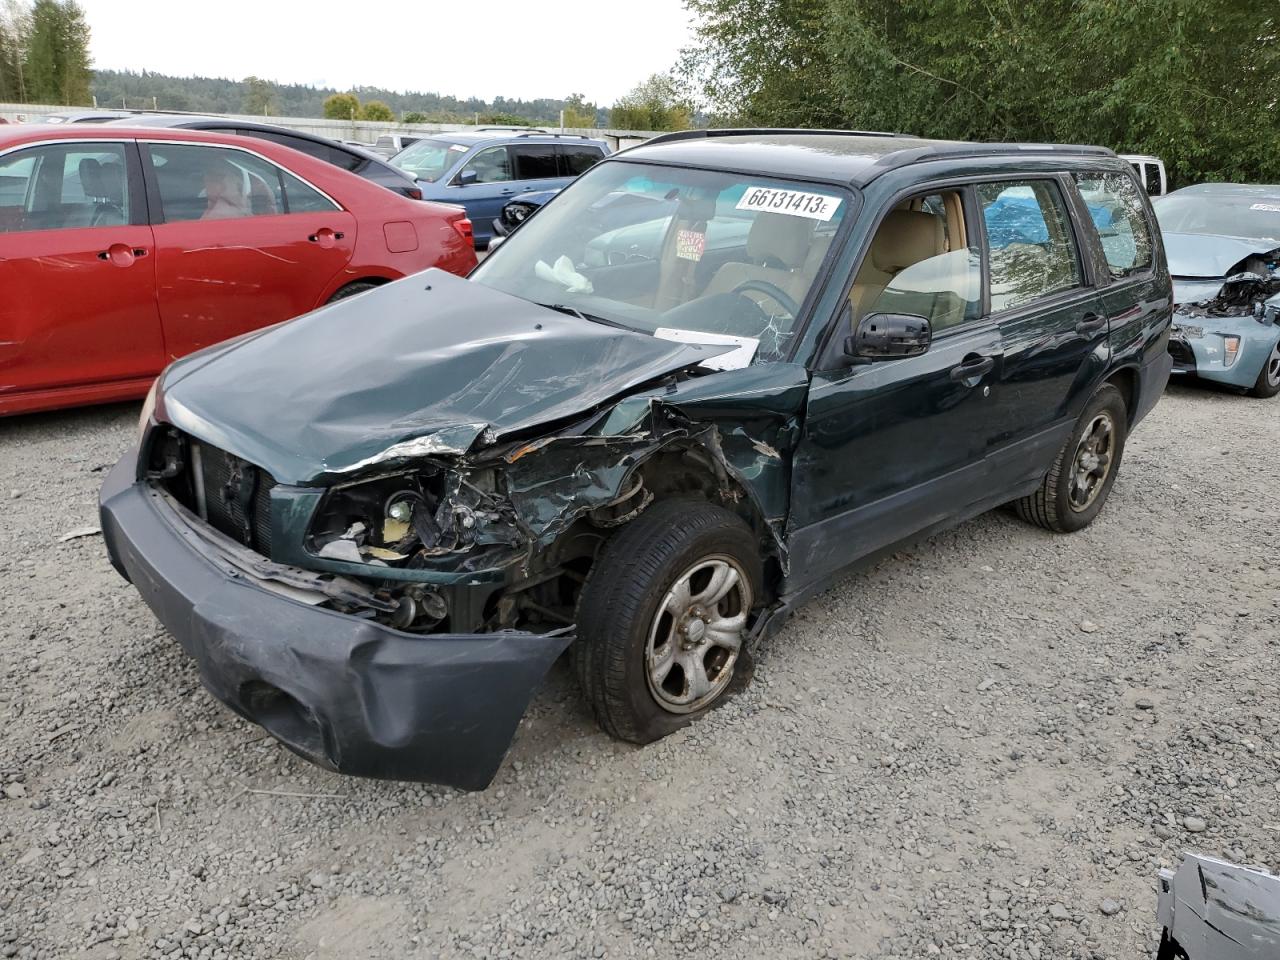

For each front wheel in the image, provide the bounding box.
[1248,340,1280,398]
[1014,383,1128,533]
[574,499,762,743]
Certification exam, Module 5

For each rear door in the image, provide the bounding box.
[0,139,163,400]
[559,143,606,180]
[142,141,357,358]
[977,176,1110,486]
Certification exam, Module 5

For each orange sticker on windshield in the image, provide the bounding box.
[676,229,706,261]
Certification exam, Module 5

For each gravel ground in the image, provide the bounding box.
[1,382,1277,960]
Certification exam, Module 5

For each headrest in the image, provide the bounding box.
[78,158,103,199]
[871,210,944,273]
[746,212,816,269]
[95,162,125,205]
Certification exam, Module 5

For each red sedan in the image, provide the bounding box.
[0,126,476,416]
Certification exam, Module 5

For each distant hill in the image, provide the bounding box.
[90,69,607,125]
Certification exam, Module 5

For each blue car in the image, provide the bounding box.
[1154,184,1280,398]
[389,130,609,246]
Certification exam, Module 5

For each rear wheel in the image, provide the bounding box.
[1014,383,1127,533]
[574,499,761,743]
[326,281,379,303]
[1248,340,1280,398]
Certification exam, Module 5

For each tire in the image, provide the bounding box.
[574,498,762,744]
[1248,339,1280,398]
[326,281,379,303]
[1014,383,1128,533]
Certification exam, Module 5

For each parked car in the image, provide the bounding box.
[1154,183,1280,397]
[26,109,137,124]
[1157,852,1280,960]
[389,130,609,246]
[104,115,423,200]
[102,129,1171,790]
[0,125,475,416]
[492,186,560,237]
[371,134,421,158]
[1119,153,1168,196]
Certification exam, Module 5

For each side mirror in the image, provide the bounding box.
[455,170,478,187]
[844,312,931,361]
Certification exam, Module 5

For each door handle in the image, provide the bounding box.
[307,230,345,242]
[1076,313,1106,335]
[949,355,996,382]
[132,248,149,258]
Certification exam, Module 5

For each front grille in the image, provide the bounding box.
[158,434,275,555]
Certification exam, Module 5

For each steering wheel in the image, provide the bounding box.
[730,280,801,319]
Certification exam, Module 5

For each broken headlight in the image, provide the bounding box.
[307,466,522,567]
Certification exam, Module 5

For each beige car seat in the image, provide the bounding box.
[703,213,818,303]
[849,210,945,318]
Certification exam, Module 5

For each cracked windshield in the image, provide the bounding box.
[471,161,849,364]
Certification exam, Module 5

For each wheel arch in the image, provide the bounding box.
[1104,364,1140,425]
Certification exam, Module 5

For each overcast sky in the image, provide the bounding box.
[80,0,695,105]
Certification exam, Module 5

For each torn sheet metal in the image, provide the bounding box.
[1157,852,1280,959]
[154,270,730,485]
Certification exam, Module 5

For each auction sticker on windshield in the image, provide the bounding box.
[736,186,842,221]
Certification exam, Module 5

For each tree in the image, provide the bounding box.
[561,92,596,128]
[55,0,88,104]
[682,0,1280,185]
[610,73,693,131]
[323,91,359,119]
[242,75,275,115]
[359,99,393,122]
[0,12,21,101]
[401,111,428,124]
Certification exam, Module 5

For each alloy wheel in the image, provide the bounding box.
[1068,412,1116,512]
[645,555,752,714]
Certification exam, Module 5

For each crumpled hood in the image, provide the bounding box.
[1163,232,1279,279]
[158,269,727,485]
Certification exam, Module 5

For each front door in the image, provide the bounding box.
[787,187,1002,588]
[142,141,356,358]
[448,145,518,243]
[0,140,163,404]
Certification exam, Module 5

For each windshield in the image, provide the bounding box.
[390,138,468,182]
[1153,193,1280,243]
[471,160,850,364]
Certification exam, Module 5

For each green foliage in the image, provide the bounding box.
[89,71,591,126]
[242,75,275,115]
[401,111,428,124]
[611,73,693,131]
[1,0,88,104]
[682,0,1280,185]
[359,99,394,122]
[561,92,597,128]
[322,91,359,120]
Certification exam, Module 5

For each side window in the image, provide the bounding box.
[0,143,131,233]
[1143,163,1163,196]
[560,146,605,177]
[978,180,1084,312]
[850,189,981,334]
[147,144,286,223]
[512,144,558,181]
[1073,171,1154,277]
[458,146,512,184]
[280,169,339,213]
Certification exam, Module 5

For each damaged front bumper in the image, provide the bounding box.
[98,449,573,790]
[1169,314,1279,389]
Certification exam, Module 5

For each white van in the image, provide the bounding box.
[1119,154,1168,195]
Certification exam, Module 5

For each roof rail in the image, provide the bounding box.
[473,126,547,133]
[514,131,593,140]
[642,127,906,147]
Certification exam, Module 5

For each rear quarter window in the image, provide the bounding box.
[1073,171,1154,277]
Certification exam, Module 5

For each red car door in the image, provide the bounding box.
[142,141,357,357]
[0,139,163,405]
